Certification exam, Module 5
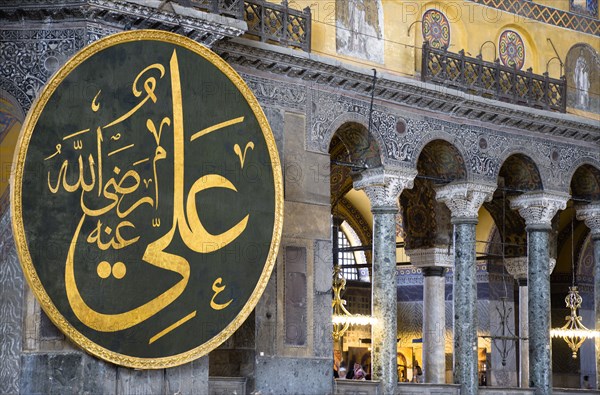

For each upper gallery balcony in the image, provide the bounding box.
[422,42,567,113]
[183,0,311,51]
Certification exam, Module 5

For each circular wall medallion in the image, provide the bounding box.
[422,10,451,49]
[499,30,525,70]
[11,30,283,369]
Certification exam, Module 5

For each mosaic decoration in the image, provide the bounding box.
[336,0,384,63]
[570,0,598,18]
[466,0,599,37]
[499,30,525,70]
[0,97,20,142]
[422,10,450,49]
[566,44,600,114]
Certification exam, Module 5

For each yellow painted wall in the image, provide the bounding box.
[288,0,599,118]
[476,207,495,254]
[0,121,21,210]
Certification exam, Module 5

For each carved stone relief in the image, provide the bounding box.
[307,87,599,192]
[0,29,87,111]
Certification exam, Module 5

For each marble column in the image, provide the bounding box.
[353,167,416,395]
[511,192,569,395]
[576,203,600,389]
[407,248,452,384]
[505,257,529,388]
[505,257,557,389]
[435,182,496,395]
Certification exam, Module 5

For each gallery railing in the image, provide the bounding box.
[186,0,245,19]
[244,0,311,52]
[421,42,567,113]
[176,0,311,51]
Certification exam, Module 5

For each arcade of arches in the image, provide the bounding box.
[329,122,600,394]
[1,1,600,394]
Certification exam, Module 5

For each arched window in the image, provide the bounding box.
[337,221,370,282]
[338,229,358,280]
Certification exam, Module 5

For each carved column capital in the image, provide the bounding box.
[353,167,417,210]
[510,191,569,229]
[434,182,496,221]
[505,257,528,280]
[406,247,453,268]
[576,203,600,240]
[505,257,556,281]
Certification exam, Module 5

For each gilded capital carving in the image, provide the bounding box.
[405,247,453,268]
[353,167,417,209]
[510,191,569,227]
[434,182,496,220]
[576,203,600,239]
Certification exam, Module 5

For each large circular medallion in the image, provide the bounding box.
[422,9,450,49]
[499,30,525,70]
[11,30,283,368]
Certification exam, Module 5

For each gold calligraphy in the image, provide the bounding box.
[234,142,254,168]
[210,278,233,310]
[45,49,251,339]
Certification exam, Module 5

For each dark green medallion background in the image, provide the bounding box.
[17,33,279,362]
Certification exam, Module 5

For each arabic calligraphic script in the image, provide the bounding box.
[12,31,282,368]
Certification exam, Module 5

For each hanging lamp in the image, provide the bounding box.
[331,223,375,341]
[332,264,374,341]
[550,216,600,358]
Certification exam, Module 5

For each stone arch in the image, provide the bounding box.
[415,139,467,182]
[324,113,386,167]
[330,135,354,208]
[570,163,600,201]
[411,133,470,179]
[496,150,545,191]
[483,197,526,258]
[400,139,462,250]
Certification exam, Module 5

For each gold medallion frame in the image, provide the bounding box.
[10,30,283,369]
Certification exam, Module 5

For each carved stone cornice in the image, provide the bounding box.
[434,182,496,221]
[405,247,453,268]
[352,167,417,210]
[0,0,247,46]
[510,191,569,228]
[575,203,600,239]
[214,39,600,147]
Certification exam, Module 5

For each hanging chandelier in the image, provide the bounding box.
[332,265,374,341]
[551,286,600,358]
[550,217,600,358]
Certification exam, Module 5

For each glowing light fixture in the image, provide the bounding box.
[551,286,600,359]
[550,217,600,358]
[332,265,374,341]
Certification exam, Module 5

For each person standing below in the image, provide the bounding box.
[353,363,366,380]
[583,375,592,389]
[414,362,423,383]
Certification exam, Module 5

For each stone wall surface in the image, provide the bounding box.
[1,2,600,394]
[0,212,23,395]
